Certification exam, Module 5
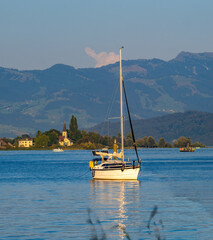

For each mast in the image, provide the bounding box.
[119,47,124,161]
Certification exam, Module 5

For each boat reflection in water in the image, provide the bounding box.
[89,180,140,239]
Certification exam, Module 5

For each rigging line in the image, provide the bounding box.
[122,80,140,162]
[102,77,120,137]
[106,78,120,120]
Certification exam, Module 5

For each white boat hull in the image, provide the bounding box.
[92,168,140,180]
[53,148,63,152]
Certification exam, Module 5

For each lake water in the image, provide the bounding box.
[0,148,213,239]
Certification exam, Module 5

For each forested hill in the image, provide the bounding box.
[0,51,213,137]
[88,111,213,146]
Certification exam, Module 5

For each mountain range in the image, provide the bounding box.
[0,51,213,138]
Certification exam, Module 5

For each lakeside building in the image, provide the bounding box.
[58,123,73,147]
[0,139,14,149]
[18,138,33,148]
[0,139,7,149]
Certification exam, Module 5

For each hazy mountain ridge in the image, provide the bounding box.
[0,51,213,137]
[88,111,213,146]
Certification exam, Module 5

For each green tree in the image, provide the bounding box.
[136,136,148,147]
[89,131,100,143]
[125,132,133,147]
[158,137,166,148]
[21,134,31,139]
[191,141,206,148]
[165,142,173,148]
[77,130,90,144]
[143,136,149,147]
[43,129,60,146]
[36,130,42,138]
[44,129,61,136]
[76,130,113,149]
[35,134,49,148]
[174,136,192,147]
[70,115,78,132]
[147,136,157,148]
[47,132,58,146]
[136,138,143,147]
[101,135,111,147]
[69,115,82,142]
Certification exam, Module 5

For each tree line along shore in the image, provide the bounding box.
[0,115,206,150]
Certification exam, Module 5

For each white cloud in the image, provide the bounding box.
[85,47,119,67]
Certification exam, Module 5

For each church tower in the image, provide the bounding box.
[62,122,67,138]
[58,122,73,147]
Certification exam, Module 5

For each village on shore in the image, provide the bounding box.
[0,116,206,151]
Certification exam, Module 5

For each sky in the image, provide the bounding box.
[0,0,213,70]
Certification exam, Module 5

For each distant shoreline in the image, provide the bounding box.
[1,146,211,151]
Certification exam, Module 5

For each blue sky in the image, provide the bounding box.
[0,0,213,70]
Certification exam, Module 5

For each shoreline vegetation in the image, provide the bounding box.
[0,115,206,151]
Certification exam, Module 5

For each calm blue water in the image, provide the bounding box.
[0,148,213,239]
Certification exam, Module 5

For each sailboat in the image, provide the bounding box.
[89,47,141,180]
